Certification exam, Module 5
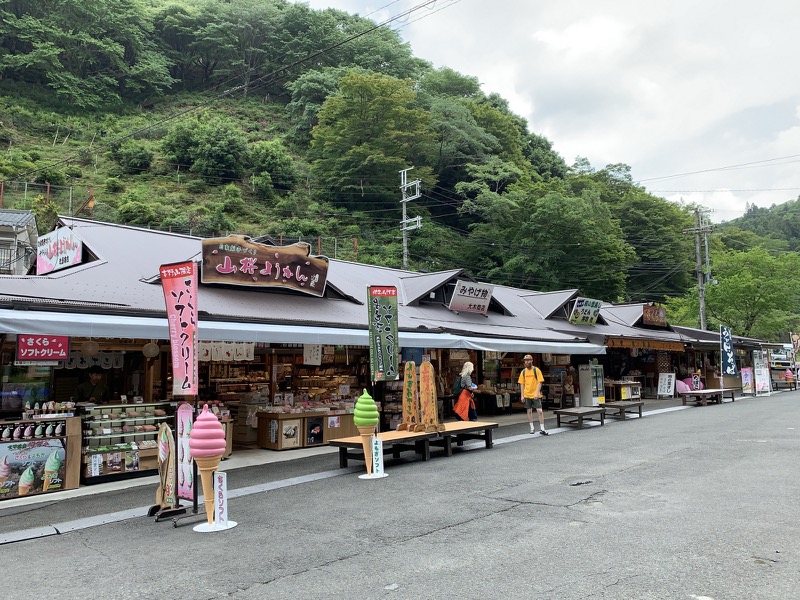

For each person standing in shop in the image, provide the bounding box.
[519,354,548,435]
[75,365,110,403]
[453,361,478,421]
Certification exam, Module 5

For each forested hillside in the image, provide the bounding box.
[1,0,799,339]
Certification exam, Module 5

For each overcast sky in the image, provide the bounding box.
[297,0,800,222]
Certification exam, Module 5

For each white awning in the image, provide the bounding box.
[0,309,604,354]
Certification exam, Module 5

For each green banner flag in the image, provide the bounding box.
[368,286,399,382]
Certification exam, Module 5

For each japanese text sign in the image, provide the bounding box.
[568,297,603,326]
[448,279,494,315]
[368,286,399,382]
[201,235,328,297]
[160,261,199,396]
[720,326,737,376]
[642,305,667,327]
[36,227,83,275]
[16,335,69,361]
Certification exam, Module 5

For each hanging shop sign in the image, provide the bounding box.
[367,286,399,382]
[201,235,328,297]
[568,297,603,326]
[606,338,685,352]
[16,334,70,365]
[36,227,83,275]
[448,279,494,315]
[642,305,667,327]
[160,261,199,396]
[720,326,737,376]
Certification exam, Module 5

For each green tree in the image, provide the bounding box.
[0,0,173,108]
[310,71,435,207]
[704,247,800,338]
[248,139,298,190]
[162,113,247,183]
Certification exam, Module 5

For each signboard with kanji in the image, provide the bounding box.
[16,335,70,363]
[642,305,667,327]
[368,286,399,382]
[160,261,199,396]
[201,235,328,297]
[36,227,83,275]
[448,280,494,315]
[568,297,603,326]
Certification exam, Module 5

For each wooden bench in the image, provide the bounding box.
[428,421,498,456]
[680,388,736,406]
[554,406,605,429]
[602,400,644,420]
[328,429,438,468]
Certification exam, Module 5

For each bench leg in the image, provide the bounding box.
[339,447,348,468]
[577,416,584,429]
[443,436,453,457]
[418,440,430,461]
[485,429,493,449]
[557,414,562,427]
[600,411,604,426]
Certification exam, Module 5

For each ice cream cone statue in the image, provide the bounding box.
[42,450,62,492]
[0,456,10,485]
[18,465,35,496]
[353,389,380,475]
[189,404,227,525]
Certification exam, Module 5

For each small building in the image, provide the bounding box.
[0,209,37,275]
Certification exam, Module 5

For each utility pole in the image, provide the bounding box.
[399,167,422,270]
[689,208,713,330]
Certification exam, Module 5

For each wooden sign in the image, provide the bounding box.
[201,235,328,297]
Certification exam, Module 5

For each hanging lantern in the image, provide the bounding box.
[142,342,160,358]
[81,340,100,356]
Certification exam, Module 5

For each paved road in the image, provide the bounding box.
[1,394,799,599]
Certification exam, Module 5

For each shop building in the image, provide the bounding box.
[0,217,608,498]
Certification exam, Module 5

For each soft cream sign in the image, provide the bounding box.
[37,227,83,274]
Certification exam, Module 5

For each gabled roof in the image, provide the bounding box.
[398,269,462,305]
[601,303,647,328]
[518,289,580,319]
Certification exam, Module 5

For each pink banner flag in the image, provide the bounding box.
[160,261,199,396]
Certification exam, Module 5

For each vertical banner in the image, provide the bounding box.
[368,286,399,382]
[176,403,195,501]
[160,261,199,396]
[720,326,737,377]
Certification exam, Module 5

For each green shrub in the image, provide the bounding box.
[112,141,153,174]
[33,166,66,186]
[105,177,125,193]
[65,165,83,178]
[185,179,207,194]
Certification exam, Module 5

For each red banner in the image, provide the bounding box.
[160,261,199,396]
[16,335,70,362]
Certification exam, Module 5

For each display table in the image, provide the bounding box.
[604,380,642,402]
[257,411,357,450]
[0,416,81,500]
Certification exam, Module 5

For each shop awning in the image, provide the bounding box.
[0,309,606,354]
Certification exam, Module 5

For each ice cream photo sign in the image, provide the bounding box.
[189,404,237,532]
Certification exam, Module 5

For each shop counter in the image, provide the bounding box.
[257,411,357,450]
[0,416,81,500]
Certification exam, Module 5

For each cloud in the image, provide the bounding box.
[298,0,800,220]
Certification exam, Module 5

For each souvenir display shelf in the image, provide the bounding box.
[78,401,174,483]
